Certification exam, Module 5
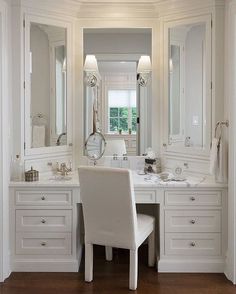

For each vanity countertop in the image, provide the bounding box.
[9,171,228,189]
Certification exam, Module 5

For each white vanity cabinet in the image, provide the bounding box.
[159,188,227,273]
[10,187,81,272]
[9,181,227,274]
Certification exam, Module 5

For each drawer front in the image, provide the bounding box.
[165,191,221,206]
[16,210,72,232]
[15,190,72,206]
[135,190,156,203]
[16,232,71,255]
[165,210,221,233]
[165,233,221,256]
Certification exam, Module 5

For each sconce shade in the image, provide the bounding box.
[137,55,152,73]
[84,55,99,73]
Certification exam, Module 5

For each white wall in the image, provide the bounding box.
[0,0,11,282]
[84,31,152,56]
[30,24,50,146]
[224,0,236,284]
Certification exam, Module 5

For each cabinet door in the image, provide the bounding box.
[15,190,72,206]
[16,210,72,232]
[163,14,212,157]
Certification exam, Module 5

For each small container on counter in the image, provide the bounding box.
[25,166,39,182]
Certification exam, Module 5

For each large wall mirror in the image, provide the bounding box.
[83,28,152,156]
[24,17,72,155]
[164,16,212,155]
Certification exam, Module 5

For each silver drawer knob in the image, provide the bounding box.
[190,219,196,224]
[190,196,196,201]
[190,242,196,247]
[41,219,46,224]
[41,196,46,200]
[41,242,46,246]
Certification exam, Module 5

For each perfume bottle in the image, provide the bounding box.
[12,155,24,181]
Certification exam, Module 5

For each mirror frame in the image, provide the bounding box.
[80,22,158,163]
[24,14,73,156]
[85,131,107,161]
[163,14,212,158]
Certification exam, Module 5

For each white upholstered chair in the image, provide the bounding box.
[78,166,155,290]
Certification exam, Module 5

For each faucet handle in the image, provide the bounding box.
[123,153,128,161]
[113,154,118,160]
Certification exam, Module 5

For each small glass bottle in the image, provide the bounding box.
[12,155,23,181]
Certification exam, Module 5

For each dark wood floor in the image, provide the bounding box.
[1,245,236,294]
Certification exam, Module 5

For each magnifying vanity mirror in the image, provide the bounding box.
[165,17,212,155]
[24,17,72,155]
[83,28,152,157]
[85,132,106,162]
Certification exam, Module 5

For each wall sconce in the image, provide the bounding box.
[137,55,152,87]
[84,55,100,87]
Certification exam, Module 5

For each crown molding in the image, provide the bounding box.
[155,0,225,17]
[10,0,225,19]
[11,0,81,17]
[77,2,158,18]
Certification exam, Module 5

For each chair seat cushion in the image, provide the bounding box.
[137,214,155,246]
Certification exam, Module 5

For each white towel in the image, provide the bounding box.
[209,138,219,175]
[32,125,45,148]
[216,133,228,183]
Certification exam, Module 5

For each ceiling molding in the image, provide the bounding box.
[155,0,225,17]
[77,2,158,18]
[11,0,225,19]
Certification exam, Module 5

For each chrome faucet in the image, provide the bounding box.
[56,132,66,146]
[56,162,72,176]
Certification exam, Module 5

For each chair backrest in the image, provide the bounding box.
[103,139,127,156]
[78,166,138,250]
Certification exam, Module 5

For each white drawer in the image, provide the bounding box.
[16,210,72,232]
[15,190,72,206]
[16,232,71,255]
[165,191,222,206]
[165,210,221,233]
[135,189,156,203]
[165,233,221,256]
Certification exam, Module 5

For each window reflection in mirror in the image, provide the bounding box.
[83,28,152,156]
[30,23,67,148]
[168,22,206,148]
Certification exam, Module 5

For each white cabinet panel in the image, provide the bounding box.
[15,190,72,206]
[165,210,221,233]
[165,191,222,206]
[135,190,156,203]
[16,232,72,255]
[16,210,72,232]
[165,233,221,256]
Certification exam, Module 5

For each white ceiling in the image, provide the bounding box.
[73,0,163,2]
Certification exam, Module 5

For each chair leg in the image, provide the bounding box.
[129,249,138,290]
[85,243,93,282]
[148,230,155,267]
[105,246,113,261]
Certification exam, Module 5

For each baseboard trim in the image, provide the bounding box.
[12,259,79,272]
[158,258,225,273]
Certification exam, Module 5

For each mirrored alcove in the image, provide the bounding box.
[83,28,152,156]
[168,21,211,151]
[30,23,67,148]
